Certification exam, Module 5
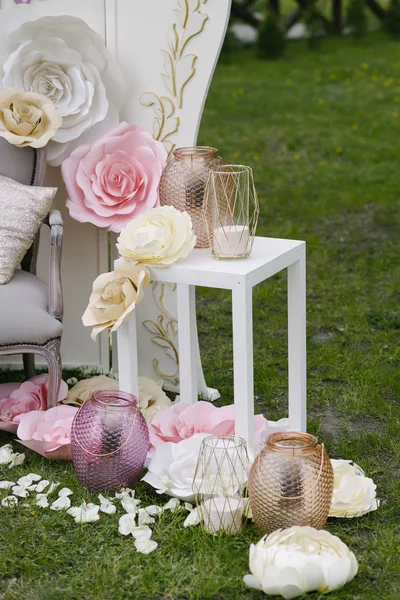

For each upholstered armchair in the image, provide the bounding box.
[0,139,63,408]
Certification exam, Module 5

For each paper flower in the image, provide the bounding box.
[17,405,78,454]
[63,375,170,423]
[117,206,196,267]
[243,526,358,599]
[67,502,100,524]
[62,122,167,231]
[135,539,158,554]
[142,433,209,501]
[330,459,380,518]
[82,262,150,340]
[0,374,68,433]
[4,16,124,165]
[0,88,61,148]
[148,401,268,451]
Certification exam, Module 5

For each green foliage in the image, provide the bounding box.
[385,0,400,37]
[303,6,325,50]
[257,10,286,59]
[346,0,368,37]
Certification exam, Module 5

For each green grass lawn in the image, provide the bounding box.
[1,32,400,599]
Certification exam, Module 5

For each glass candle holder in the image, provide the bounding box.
[203,164,259,259]
[193,435,250,534]
[159,146,225,248]
[248,432,334,535]
[71,390,149,493]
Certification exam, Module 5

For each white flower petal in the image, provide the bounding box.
[35,480,50,493]
[67,502,100,523]
[118,513,137,536]
[8,453,25,468]
[11,485,29,498]
[163,497,180,512]
[121,496,141,514]
[0,481,15,490]
[26,473,41,482]
[184,502,193,511]
[0,444,14,464]
[138,508,155,526]
[183,507,201,528]
[50,496,71,511]
[1,495,18,507]
[134,539,158,554]
[144,505,163,516]
[58,487,73,497]
[130,526,152,541]
[47,482,60,494]
[98,494,116,515]
[36,494,49,508]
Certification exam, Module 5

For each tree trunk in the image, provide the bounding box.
[231,1,261,26]
[269,0,280,15]
[332,0,343,33]
[364,0,386,20]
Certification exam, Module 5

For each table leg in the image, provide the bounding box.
[287,253,307,431]
[232,280,254,454]
[177,283,198,404]
[117,314,139,399]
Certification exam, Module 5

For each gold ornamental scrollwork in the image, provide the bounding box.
[140,0,209,154]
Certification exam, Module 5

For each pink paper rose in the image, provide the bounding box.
[62,122,168,232]
[17,405,78,450]
[0,375,68,433]
[149,401,268,451]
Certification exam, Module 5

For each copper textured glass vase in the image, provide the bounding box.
[159,146,225,248]
[248,432,334,535]
[71,391,149,493]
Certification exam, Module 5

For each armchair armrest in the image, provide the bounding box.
[44,210,63,321]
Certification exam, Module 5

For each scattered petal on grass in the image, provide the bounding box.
[26,473,41,482]
[1,495,18,507]
[163,498,180,512]
[114,488,134,499]
[135,539,158,554]
[138,508,155,526]
[144,505,163,516]
[183,507,201,528]
[0,481,15,489]
[67,503,100,524]
[8,453,25,468]
[47,482,60,494]
[11,485,30,498]
[35,480,50,493]
[118,513,137,536]
[58,488,73,497]
[131,526,153,541]
[184,503,193,511]
[98,494,116,515]
[121,496,141,514]
[0,445,14,464]
[36,494,49,508]
[50,496,71,511]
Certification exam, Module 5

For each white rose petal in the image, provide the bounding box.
[98,495,116,515]
[330,459,380,518]
[121,496,141,515]
[1,495,18,507]
[130,526,153,541]
[50,496,71,511]
[26,473,41,482]
[58,488,73,498]
[67,503,100,524]
[36,494,49,508]
[144,505,163,517]
[163,497,181,512]
[134,539,158,554]
[0,445,14,464]
[11,485,30,498]
[0,481,15,490]
[138,508,155,526]
[35,480,50,493]
[183,507,201,528]
[47,482,60,494]
[184,503,193,511]
[243,526,358,598]
[8,453,25,468]
[118,513,137,536]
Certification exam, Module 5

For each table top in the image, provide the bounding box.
[147,236,305,290]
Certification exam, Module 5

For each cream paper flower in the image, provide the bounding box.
[4,16,124,165]
[243,526,358,599]
[82,262,150,340]
[64,375,170,423]
[0,88,61,148]
[330,459,380,518]
[117,206,196,267]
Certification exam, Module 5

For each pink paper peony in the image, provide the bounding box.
[0,375,68,433]
[17,405,78,450]
[149,401,268,451]
[62,122,168,232]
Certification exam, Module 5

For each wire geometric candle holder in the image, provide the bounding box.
[193,435,250,534]
[203,165,259,259]
[71,391,149,493]
[248,432,334,536]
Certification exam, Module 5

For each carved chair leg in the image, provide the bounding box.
[42,338,62,409]
[23,354,36,379]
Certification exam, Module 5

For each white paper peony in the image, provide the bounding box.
[3,16,124,165]
[142,433,209,501]
[244,526,358,599]
[330,459,380,518]
[117,206,196,268]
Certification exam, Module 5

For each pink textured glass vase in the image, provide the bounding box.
[71,390,149,492]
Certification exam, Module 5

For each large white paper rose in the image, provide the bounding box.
[3,16,124,165]
[117,206,196,267]
[330,459,380,518]
[142,433,209,501]
[244,526,358,599]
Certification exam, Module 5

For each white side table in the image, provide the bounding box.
[116,236,306,454]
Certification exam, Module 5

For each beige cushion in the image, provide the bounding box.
[0,175,57,284]
[0,269,63,345]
